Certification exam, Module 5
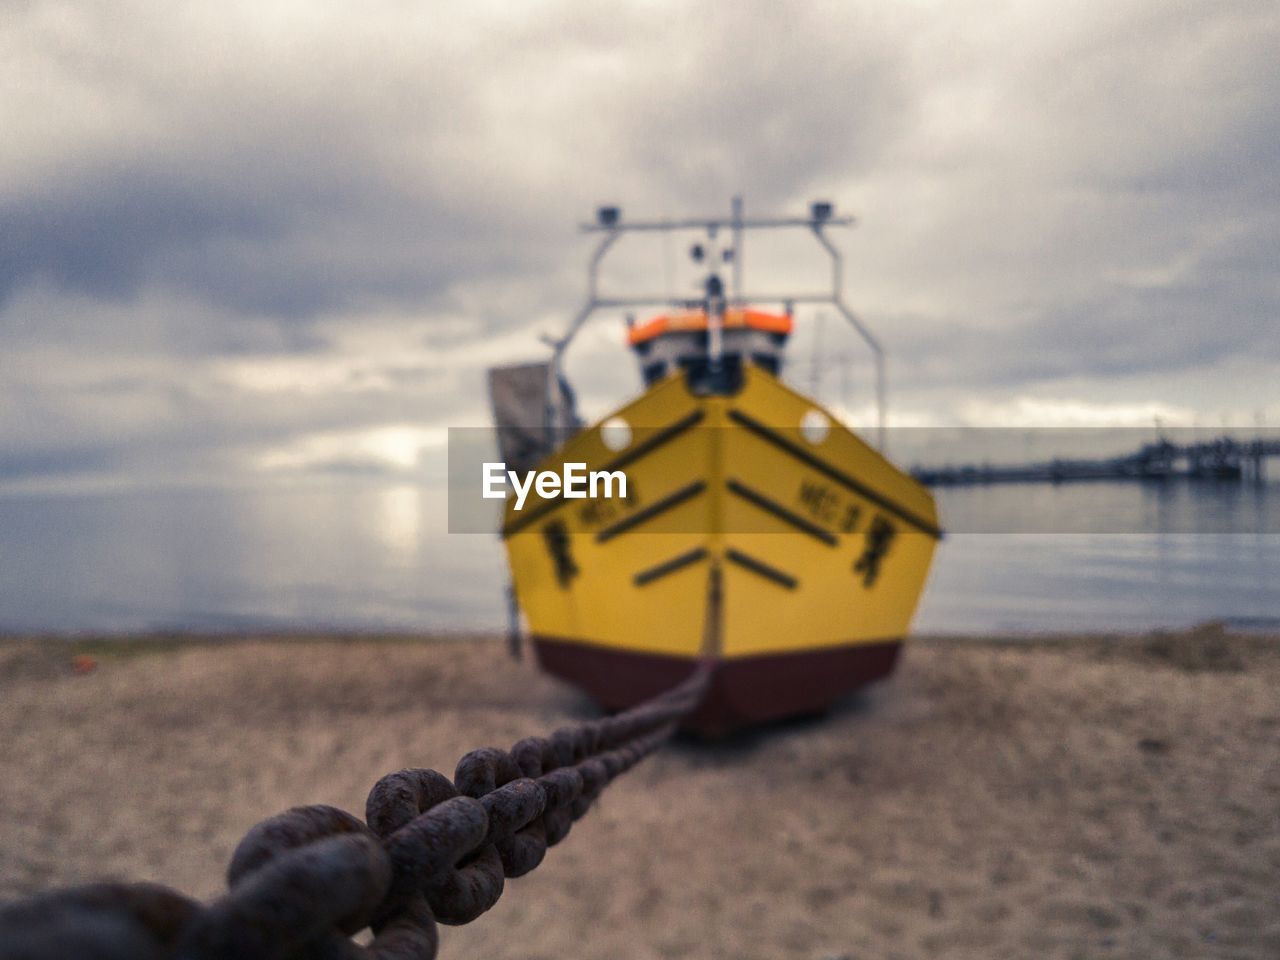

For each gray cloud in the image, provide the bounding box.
[1,0,1277,487]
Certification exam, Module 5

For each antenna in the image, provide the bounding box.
[808,310,827,397]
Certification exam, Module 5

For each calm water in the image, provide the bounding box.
[1,480,1277,635]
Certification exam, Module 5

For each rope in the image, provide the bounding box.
[0,662,711,960]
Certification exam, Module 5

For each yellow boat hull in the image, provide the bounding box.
[502,366,940,732]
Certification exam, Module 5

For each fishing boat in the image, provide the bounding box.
[488,199,940,735]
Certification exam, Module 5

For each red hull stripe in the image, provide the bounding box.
[532,635,903,735]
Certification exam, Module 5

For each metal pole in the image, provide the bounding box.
[731,195,744,301]
[582,214,854,232]
[874,349,887,453]
[809,311,825,397]
[812,225,888,451]
[547,230,619,432]
[505,581,522,660]
[704,219,726,375]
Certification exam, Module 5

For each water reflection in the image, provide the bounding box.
[0,480,1275,635]
[934,477,1280,533]
[375,485,425,564]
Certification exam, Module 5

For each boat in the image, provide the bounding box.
[488,199,941,735]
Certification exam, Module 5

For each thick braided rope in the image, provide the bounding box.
[0,663,710,960]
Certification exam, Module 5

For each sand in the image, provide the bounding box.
[1,626,1277,959]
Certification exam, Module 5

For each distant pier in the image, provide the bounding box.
[912,436,1278,487]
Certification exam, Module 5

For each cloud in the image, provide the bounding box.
[1,0,1277,489]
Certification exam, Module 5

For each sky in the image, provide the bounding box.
[2,0,1278,492]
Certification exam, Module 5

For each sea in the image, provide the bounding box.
[1,478,1277,636]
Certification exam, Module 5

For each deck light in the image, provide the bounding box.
[811,200,833,222]
[596,206,621,227]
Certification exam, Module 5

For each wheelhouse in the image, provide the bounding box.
[628,307,793,389]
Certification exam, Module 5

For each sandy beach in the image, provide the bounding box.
[1,626,1277,958]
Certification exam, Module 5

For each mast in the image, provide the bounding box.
[549,198,888,450]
